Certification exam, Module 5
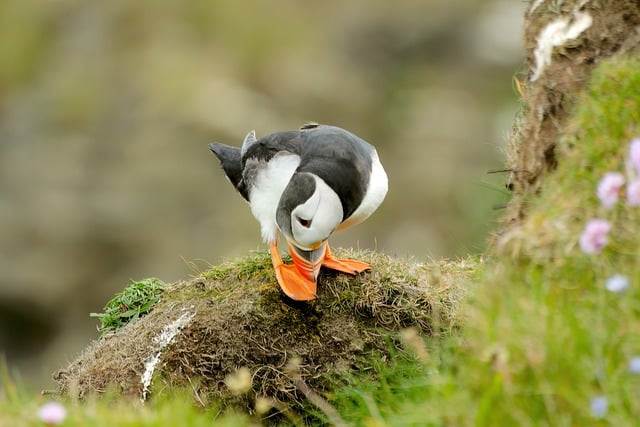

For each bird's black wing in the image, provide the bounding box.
[297,126,373,220]
[240,130,302,167]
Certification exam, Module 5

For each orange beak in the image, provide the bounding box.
[287,241,326,282]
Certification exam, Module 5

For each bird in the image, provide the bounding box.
[208,123,388,301]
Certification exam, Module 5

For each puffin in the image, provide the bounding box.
[208,123,388,301]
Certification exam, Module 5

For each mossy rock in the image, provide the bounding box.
[54,248,475,411]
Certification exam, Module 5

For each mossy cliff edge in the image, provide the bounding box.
[54,249,475,408]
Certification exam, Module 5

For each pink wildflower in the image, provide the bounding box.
[596,172,624,208]
[629,138,640,173]
[38,402,67,425]
[627,179,640,206]
[579,219,611,254]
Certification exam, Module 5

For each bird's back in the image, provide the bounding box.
[297,125,374,220]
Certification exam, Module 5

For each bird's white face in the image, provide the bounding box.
[288,176,343,250]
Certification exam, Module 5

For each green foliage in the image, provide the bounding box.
[0,369,249,427]
[90,278,168,337]
[462,56,640,425]
[328,337,451,426]
[202,250,275,282]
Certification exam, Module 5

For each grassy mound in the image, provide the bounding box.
[54,248,475,416]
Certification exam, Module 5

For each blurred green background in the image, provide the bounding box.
[0,0,524,387]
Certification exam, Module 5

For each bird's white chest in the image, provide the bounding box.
[247,153,301,243]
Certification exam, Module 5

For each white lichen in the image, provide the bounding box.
[528,0,547,14]
[531,11,593,81]
[140,310,196,401]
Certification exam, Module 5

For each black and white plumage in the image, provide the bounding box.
[209,123,388,301]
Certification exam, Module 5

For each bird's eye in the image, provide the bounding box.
[297,217,312,228]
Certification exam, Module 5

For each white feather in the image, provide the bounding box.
[240,130,257,158]
[248,153,301,243]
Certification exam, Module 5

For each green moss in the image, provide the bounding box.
[202,250,274,282]
[90,278,168,338]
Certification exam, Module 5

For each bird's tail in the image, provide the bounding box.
[208,143,248,200]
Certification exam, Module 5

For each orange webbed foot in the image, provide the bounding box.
[269,242,317,301]
[321,245,371,275]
